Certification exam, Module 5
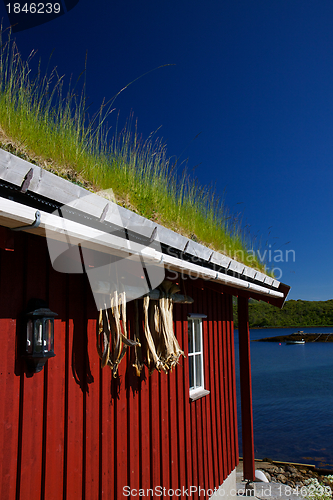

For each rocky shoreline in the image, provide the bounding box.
[251,459,333,488]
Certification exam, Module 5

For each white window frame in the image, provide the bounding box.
[188,314,210,401]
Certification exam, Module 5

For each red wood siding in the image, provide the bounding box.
[0,231,238,500]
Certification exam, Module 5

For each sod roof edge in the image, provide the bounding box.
[0,147,289,305]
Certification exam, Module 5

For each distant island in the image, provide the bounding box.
[254,331,333,343]
[233,299,333,328]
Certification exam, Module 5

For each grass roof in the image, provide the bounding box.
[0,30,268,273]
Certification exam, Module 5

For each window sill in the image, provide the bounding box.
[189,388,210,402]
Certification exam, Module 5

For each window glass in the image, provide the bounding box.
[188,317,205,394]
[189,356,194,389]
[195,355,202,388]
[188,321,193,353]
[194,320,201,352]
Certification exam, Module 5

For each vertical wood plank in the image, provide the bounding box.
[203,288,215,490]
[194,286,205,496]
[85,289,100,500]
[198,286,209,493]
[222,294,232,475]
[0,234,24,500]
[19,233,47,500]
[127,306,140,496]
[138,300,150,493]
[189,284,199,495]
[207,287,220,487]
[43,265,67,500]
[238,296,255,481]
[225,294,234,470]
[229,294,239,467]
[100,358,115,499]
[160,371,170,493]
[226,294,236,470]
[150,370,160,491]
[174,307,186,492]
[181,289,192,494]
[140,370,150,493]
[168,365,179,493]
[66,274,85,499]
[217,292,228,482]
[190,401,198,497]
[116,349,128,498]
[0,316,21,500]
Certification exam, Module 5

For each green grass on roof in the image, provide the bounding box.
[0,29,269,273]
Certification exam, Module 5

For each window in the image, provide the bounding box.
[188,314,210,401]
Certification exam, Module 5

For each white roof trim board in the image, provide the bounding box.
[0,198,284,300]
[0,148,284,299]
[0,198,163,263]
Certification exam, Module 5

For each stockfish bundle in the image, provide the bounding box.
[158,294,184,371]
[140,281,185,375]
[142,295,163,374]
[97,281,185,377]
[132,299,144,376]
[96,291,140,377]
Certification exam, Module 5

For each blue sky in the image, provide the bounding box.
[1,0,332,301]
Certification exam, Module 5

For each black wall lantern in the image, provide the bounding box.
[24,299,57,373]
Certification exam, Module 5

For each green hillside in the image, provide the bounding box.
[233,299,333,328]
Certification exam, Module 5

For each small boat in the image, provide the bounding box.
[286,339,305,345]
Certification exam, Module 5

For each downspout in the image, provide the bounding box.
[237,296,255,481]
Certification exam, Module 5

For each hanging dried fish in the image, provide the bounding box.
[111,291,121,371]
[158,294,184,371]
[132,299,144,376]
[137,280,185,375]
[96,291,140,377]
[158,294,173,370]
[119,293,141,347]
[97,309,111,369]
[149,301,161,355]
[97,280,184,377]
[143,295,163,374]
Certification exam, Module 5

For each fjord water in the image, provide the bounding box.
[234,327,333,469]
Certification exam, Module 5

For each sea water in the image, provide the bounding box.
[234,327,333,469]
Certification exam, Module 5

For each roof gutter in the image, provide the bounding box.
[0,196,286,302]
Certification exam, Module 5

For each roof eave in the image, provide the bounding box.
[0,147,290,304]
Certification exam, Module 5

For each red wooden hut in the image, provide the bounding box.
[0,148,289,500]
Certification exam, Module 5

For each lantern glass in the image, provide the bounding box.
[44,319,54,353]
[34,319,43,353]
[26,319,33,354]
